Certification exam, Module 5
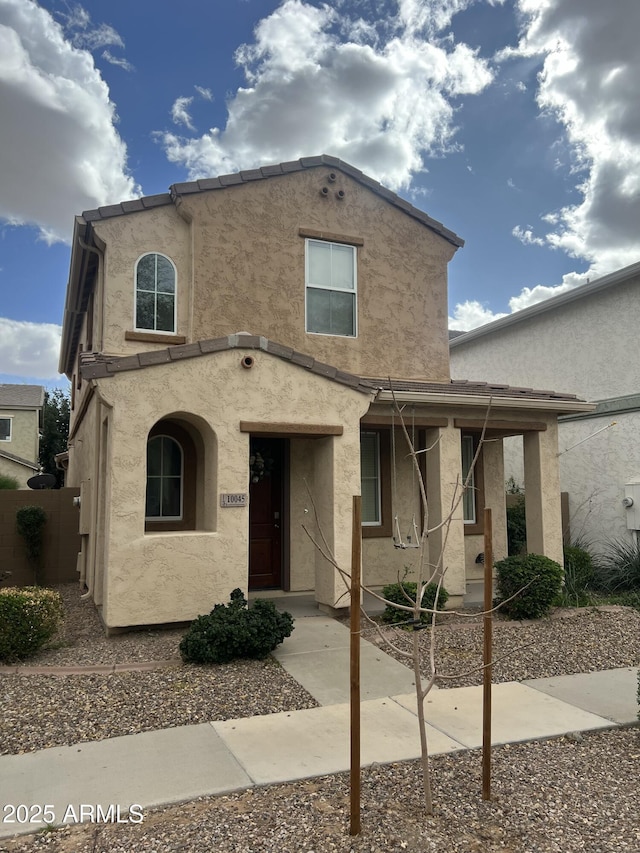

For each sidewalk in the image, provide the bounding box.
[1,615,637,840]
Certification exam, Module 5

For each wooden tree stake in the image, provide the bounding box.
[482,507,493,800]
[350,495,362,836]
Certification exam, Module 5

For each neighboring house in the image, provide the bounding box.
[58,155,589,631]
[0,384,44,488]
[450,261,640,554]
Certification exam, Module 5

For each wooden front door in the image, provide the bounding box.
[249,438,284,589]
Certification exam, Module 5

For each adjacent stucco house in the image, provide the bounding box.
[0,384,44,488]
[59,155,589,630]
[450,261,640,554]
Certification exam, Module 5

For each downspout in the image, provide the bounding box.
[83,379,114,601]
[77,234,105,353]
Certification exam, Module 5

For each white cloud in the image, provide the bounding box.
[102,49,133,72]
[0,318,62,379]
[0,0,138,243]
[160,0,493,191]
[449,268,588,330]
[194,85,213,100]
[507,278,580,312]
[505,0,640,279]
[72,22,123,51]
[512,225,544,246]
[448,300,507,331]
[171,95,195,130]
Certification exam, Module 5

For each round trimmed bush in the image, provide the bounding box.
[494,554,563,620]
[0,586,63,661]
[180,588,294,664]
[381,581,449,625]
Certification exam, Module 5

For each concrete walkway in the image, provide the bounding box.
[1,614,637,840]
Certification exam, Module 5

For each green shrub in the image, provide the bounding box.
[559,544,596,605]
[593,538,640,592]
[494,554,563,620]
[179,588,294,664]
[381,581,449,625]
[0,474,19,489]
[16,506,47,584]
[506,496,527,556]
[0,586,63,661]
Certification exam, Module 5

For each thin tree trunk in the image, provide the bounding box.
[413,629,433,815]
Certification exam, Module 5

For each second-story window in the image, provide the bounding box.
[135,253,176,333]
[305,239,357,337]
[0,418,11,441]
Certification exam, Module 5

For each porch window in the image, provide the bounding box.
[146,435,183,520]
[461,433,484,533]
[361,431,381,525]
[0,418,11,441]
[135,253,176,333]
[305,239,357,337]
[461,435,475,524]
[360,428,392,537]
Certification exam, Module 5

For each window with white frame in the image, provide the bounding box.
[146,435,183,520]
[0,417,11,441]
[461,435,476,524]
[361,431,381,525]
[135,253,176,333]
[305,239,356,337]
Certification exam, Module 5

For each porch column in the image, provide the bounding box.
[313,429,362,612]
[424,424,466,600]
[482,437,508,563]
[523,423,564,566]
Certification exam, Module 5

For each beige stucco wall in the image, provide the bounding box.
[93,207,192,357]
[87,167,455,381]
[450,275,640,556]
[0,408,39,465]
[87,349,371,628]
[0,454,35,489]
[450,271,640,402]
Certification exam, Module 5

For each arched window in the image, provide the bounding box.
[135,253,176,333]
[146,435,183,521]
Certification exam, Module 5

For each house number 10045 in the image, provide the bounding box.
[220,493,247,507]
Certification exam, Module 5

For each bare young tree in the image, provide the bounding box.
[303,395,495,816]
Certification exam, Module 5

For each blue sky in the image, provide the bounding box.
[1,0,639,387]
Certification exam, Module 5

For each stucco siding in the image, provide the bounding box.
[88,349,371,627]
[559,411,640,549]
[94,207,192,357]
[450,272,640,556]
[0,409,39,465]
[450,272,640,401]
[0,455,34,489]
[90,169,455,381]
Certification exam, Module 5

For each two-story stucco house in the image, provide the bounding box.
[59,155,590,631]
[450,261,640,555]
[0,384,44,488]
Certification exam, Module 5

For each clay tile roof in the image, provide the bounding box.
[79,335,375,395]
[363,377,581,403]
[78,155,463,249]
[0,384,45,408]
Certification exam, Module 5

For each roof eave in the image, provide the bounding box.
[449,259,640,348]
[374,389,595,414]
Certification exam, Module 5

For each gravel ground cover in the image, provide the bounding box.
[363,605,640,688]
[1,727,638,853]
[0,585,318,754]
[1,585,639,851]
[2,586,638,756]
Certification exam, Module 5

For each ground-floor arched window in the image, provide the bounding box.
[145,420,197,531]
